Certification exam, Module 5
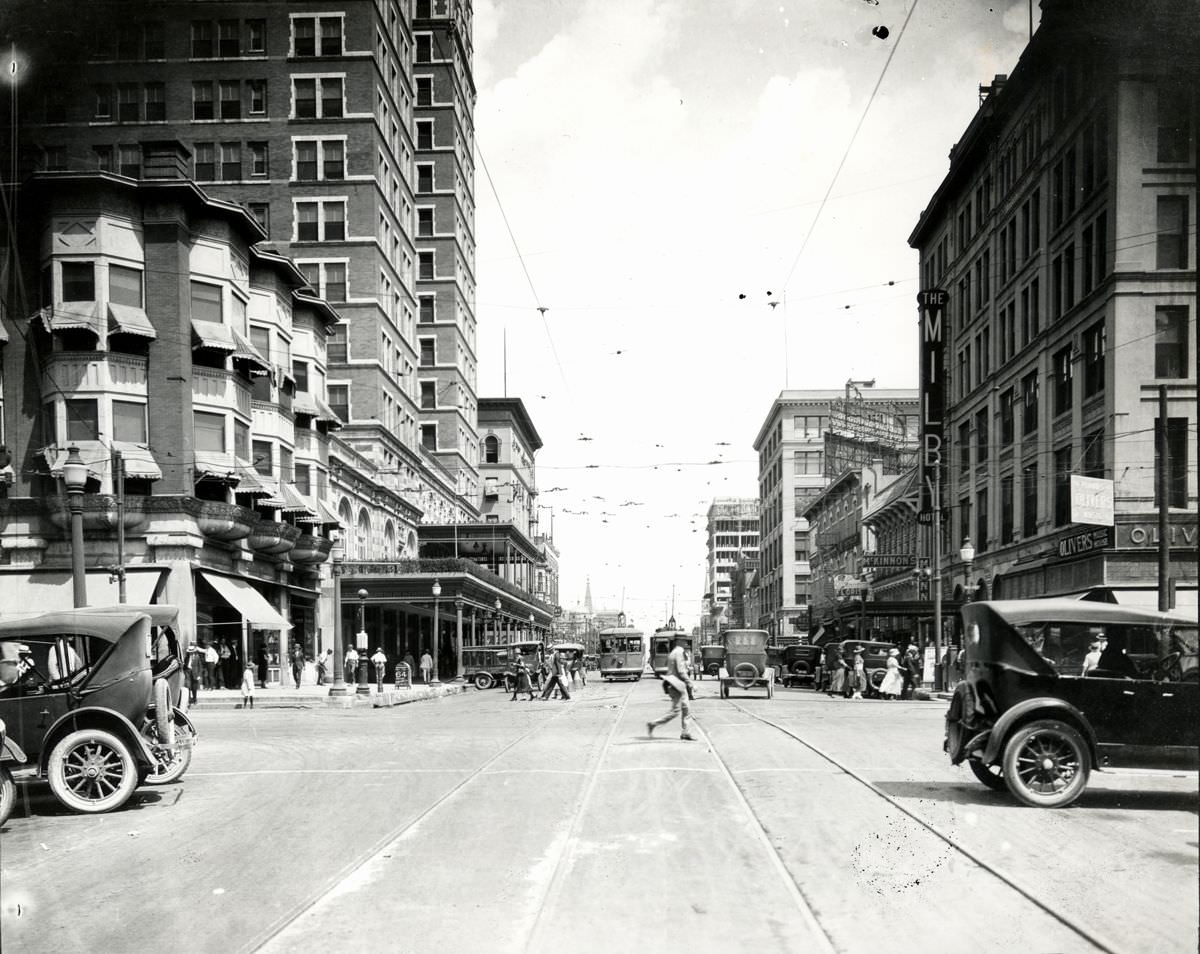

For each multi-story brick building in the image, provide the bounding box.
[908,0,1197,609]
[753,387,918,636]
[703,497,759,611]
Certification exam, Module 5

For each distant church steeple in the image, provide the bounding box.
[583,576,593,615]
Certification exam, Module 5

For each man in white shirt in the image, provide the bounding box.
[370,648,387,691]
[420,649,433,684]
[647,636,696,741]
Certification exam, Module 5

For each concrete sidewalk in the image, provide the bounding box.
[189,680,469,710]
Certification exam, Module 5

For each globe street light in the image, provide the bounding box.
[356,588,370,694]
[329,536,348,696]
[62,445,88,608]
[430,578,441,684]
[528,613,535,642]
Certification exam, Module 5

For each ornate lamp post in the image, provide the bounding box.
[329,537,348,695]
[528,613,535,643]
[355,588,370,694]
[62,445,88,608]
[959,538,977,600]
[430,578,441,684]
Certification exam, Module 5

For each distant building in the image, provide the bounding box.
[703,497,759,609]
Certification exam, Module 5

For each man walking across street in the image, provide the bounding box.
[540,649,571,700]
[647,635,695,740]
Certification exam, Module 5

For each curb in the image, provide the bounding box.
[188,683,469,711]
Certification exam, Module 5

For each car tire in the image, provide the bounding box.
[47,729,139,814]
[967,758,1006,791]
[0,764,15,826]
[732,663,759,689]
[1001,719,1090,809]
[153,679,174,746]
[474,672,494,691]
[144,731,194,785]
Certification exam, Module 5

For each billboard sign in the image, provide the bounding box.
[1069,475,1114,526]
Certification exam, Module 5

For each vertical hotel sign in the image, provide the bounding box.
[917,289,948,520]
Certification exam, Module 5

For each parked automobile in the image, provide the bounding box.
[820,640,895,696]
[718,629,774,699]
[780,644,823,688]
[698,644,725,679]
[945,599,1199,808]
[0,608,195,816]
[462,646,512,690]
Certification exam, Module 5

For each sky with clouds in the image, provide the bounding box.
[470,0,1039,628]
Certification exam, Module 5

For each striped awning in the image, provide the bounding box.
[233,470,286,507]
[193,452,238,481]
[32,302,105,338]
[43,441,108,479]
[112,442,162,480]
[107,303,156,339]
[280,482,318,517]
[191,320,235,352]
[231,330,270,373]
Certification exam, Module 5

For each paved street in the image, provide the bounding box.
[2,676,1196,954]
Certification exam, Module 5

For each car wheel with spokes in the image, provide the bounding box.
[474,672,494,690]
[1001,719,1090,808]
[967,758,1006,791]
[47,729,139,814]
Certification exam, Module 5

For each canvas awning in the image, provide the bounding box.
[315,397,343,428]
[112,442,161,480]
[232,470,286,507]
[280,482,318,517]
[200,571,291,630]
[107,303,156,339]
[31,302,106,338]
[191,319,235,352]
[231,329,270,373]
[0,568,165,619]
[193,452,239,481]
[44,441,109,480]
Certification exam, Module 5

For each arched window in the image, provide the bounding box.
[405,530,418,557]
[337,499,353,541]
[383,520,396,559]
[356,508,371,560]
[483,435,499,464]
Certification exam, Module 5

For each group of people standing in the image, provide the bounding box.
[186,638,241,691]
[508,649,586,702]
[824,644,924,700]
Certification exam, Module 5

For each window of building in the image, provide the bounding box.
[248,80,267,115]
[328,324,347,363]
[294,200,346,241]
[1022,463,1038,538]
[192,81,214,120]
[61,262,96,302]
[975,489,988,553]
[94,146,113,172]
[416,119,433,150]
[64,399,99,442]
[1000,475,1014,544]
[247,19,266,54]
[415,76,433,106]
[1053,445,1072,527]
[252,440,273,476]
[233,420,249,461]
[219,19,240,57]
[320,17,343,55]
[144,23,165,59]
[193,411,226,452]
[190,281,222,323]
[1052,347,1073,416]
[108,264,142,308]
[193,142,215,180]
[1082,427,1105,478]
[793,415,826,440]
[999,388,1014,447]
[94,86,112,120]
[144,83,165,122]
[415,34,433,63]
[1155,418,1188,508]
[247,203,270,233]
[111,399,147,443]
[975,407,989,464]
[294,463,311,495]
[419,338,435,366]
[327,384,349,421]
[1022,371,1038,436]
[420,382,436,409]
[1156,195,1189,269]
[417,207,434,236]
[220,142,240,179]
[219,80,241,120]
[249,142,268,177]
[291,77,343,118]
[118,145,140,178]
[1082,322,1105,397]
[117,84,139,122]
[418,251,434,279]
[421,424,437,451]
[958,421,971,475]
[793,450,822,475]
[1155,306,1188,378]
[416,163,433,193]
[298,261,347,302]
[484,435,499,463]
[191,21,214,58]
[419,294,435,323]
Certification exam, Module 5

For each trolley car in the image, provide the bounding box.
[650,620,692,678]
[598,627,644,681]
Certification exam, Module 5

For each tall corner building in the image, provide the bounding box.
[6,0,479,502]
[908,0,1197,606]
[703,497,759,613]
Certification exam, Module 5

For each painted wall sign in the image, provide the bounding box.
[1055,526,1112,560]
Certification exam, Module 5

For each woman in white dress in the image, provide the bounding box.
[879,648,905,699]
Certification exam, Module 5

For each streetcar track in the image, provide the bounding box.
[245,689,614,954]
[723,699,1126,954]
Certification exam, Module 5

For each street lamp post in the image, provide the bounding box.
[528,613,535,643]
[356,588,370,694]
[329,538,348,695]
[431,578,441,684]
[62,445,88,608]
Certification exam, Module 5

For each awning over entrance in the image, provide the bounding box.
[0,568,165,619]
[200,571,291,630]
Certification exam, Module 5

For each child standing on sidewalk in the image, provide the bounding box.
[241,660,256,709]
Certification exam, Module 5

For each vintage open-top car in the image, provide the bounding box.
[718,629,774,699]
[945,598,1199,808]
[0,607,196,820]
[698,643,726,679]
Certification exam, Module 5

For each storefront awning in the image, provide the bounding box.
[112,442,162,480]
[233,470,286,507]
[200,571,291,630]
[193,452,238,481]
[280,482,318,517]
[191,319,235,352]
[31,302,106,338]
[107,303,156,339]
[0,568,165,619]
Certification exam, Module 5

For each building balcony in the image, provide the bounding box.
[187,498,258,542]
[45,493,146,532]
[290,533,332,564]
[247,518,302,555]
[192,367,252,418]
[41,352,148,399]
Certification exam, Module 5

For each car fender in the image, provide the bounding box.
[38,707,158,774]
[980,697,1099,766]
[1,736,28,764]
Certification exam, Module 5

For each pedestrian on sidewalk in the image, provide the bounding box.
[509,654,535,701]
[826,643,846,697]
[316,648,332,686]
[540,649,571,700]
[371,647,387,691]
[850,647,866,699]
[880,648,904,699]
[419,648,433,684]
[344,645,359,684]
[217,640,232,689]
[291,642,305,689]
[240,660,255,709]
[901,645,921,699]
[203,641,218,690]
[647,635,695,740]
[257,646,270,688]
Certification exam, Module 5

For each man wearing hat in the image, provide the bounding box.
[647,635,696,741]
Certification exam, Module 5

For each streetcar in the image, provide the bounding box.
[598,627,644,681]
[650,619,692,678]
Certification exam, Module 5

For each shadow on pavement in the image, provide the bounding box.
[876,779,1200,814]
